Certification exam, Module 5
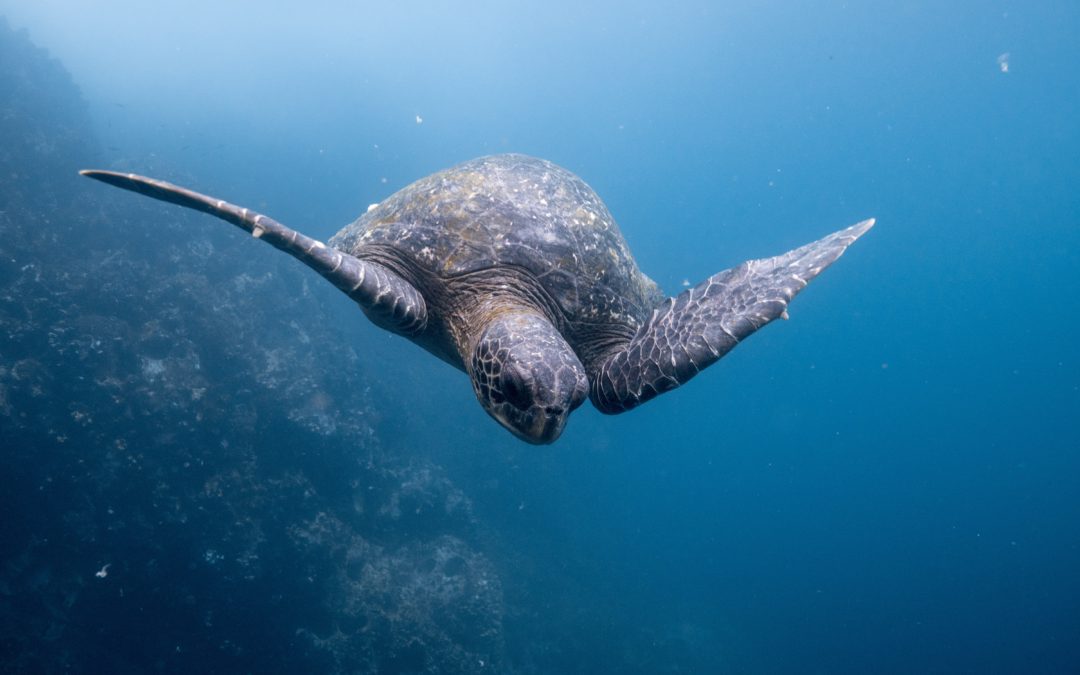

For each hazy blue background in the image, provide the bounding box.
[3,0,1078,671]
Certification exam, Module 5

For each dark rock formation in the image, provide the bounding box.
[0,19,503,673]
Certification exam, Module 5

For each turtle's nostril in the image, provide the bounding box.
[544,406,564,416]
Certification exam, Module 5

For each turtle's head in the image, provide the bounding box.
[470,313,588,444]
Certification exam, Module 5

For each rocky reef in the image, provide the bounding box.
[0,18,503,673]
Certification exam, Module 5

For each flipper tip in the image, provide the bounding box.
[826,218,875,250]
[79,169,115,178]
[79,169,159,194]
[851,218,875,237]
[80,169,124,184]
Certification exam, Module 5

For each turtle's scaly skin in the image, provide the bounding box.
[330,155,663,368]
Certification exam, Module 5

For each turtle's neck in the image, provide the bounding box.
[440,269,553,364]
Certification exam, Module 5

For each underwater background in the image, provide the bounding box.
[1,1,1077,672]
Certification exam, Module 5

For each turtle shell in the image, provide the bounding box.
[329,154,663,330]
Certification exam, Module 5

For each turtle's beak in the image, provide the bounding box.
[497,406,568,445]
[526,411,567,445]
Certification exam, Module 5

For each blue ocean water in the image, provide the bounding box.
[1,1,1077,672]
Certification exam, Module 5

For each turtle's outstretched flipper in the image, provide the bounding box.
[81,170,427,336]
[591,219,874,414]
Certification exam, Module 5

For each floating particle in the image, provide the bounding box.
[997,52,1010,73]
[95,563,111,579]
[415,115,423,125]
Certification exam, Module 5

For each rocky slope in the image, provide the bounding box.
[0,18,503,673]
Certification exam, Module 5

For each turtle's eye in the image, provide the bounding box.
[500,369,530,409]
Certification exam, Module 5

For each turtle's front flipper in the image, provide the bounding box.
[591,219,874,414]
[81,170,427,336]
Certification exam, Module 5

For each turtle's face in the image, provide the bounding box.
[470,313,588,444]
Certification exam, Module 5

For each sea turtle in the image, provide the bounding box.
[82,154,873,444]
